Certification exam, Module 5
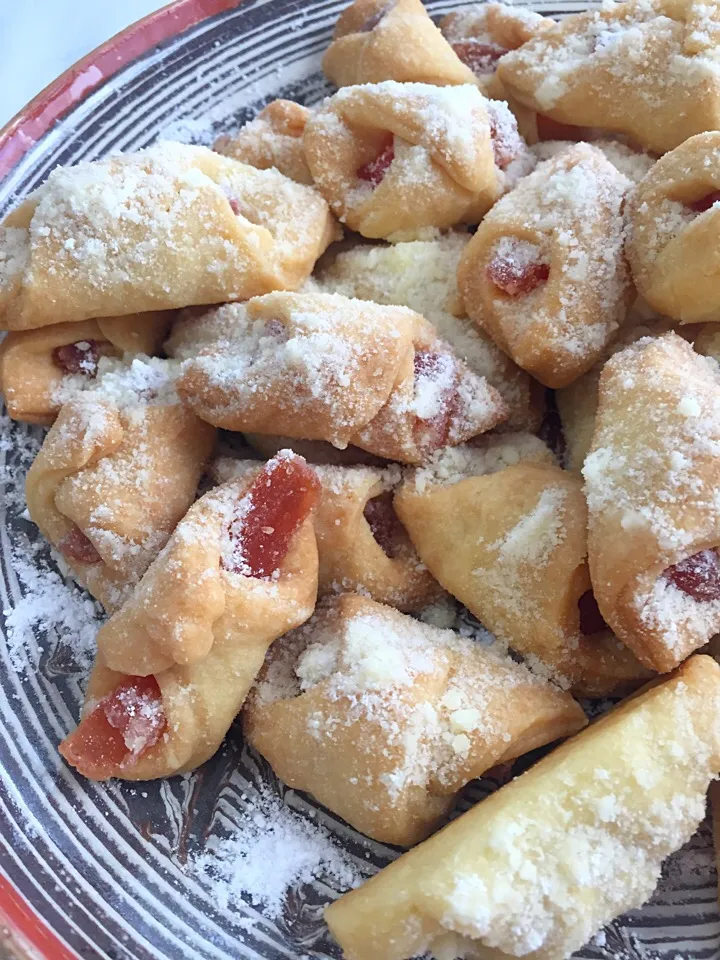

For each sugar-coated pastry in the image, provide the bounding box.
[176,292,507,464]
[497,0,720,155]
[25,358,216,612]
[458,143,632,389]
[316,232,543,431]
[303,82,532,240]
[532,138,656,183]
[326,655,720,960]
[585,334,720,673]
[0,311,174,424]
[244,594,586,846]
[213,100,313,185]
[59,453,320,779]
[322,0,476,89]
[396,456,650,695]
[0,142,338,330]
[627,132,720,323]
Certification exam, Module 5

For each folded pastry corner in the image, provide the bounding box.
[585,332,720,673]
[244,593,586,846]
[59,452,320,780]
[395,450,651,696]
[325,654,720,960]
[458,142,632,389]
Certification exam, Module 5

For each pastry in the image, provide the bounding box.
[242,434,386,467]
[0,311,173,424]
[325,655,720,960]
[244,593,586,846]
[585,333,720,673]
[627,131,720,323]
[303,81,531,240]
[322,0,476,89]
[532,138,656,183]
[59,452,320,779]
[214,100,313,184]
[458,143,631,389]
[0,141,337,330]
[316,231,543,431]
[25,357,215,612]
[497,0,720,155]
[396,456,650,695]
[176,291,508,464]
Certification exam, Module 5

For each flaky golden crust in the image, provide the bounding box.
[458,144,631,389]
[244,594,585,846]
[214,100,313,185]
[0,143,337,329]
[585,334,720,673]
[497,0,720,154]
[326,656,720,960]
[396,460,650,696]
[323,0,476,88]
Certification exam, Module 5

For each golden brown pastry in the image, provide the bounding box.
[322,0,476,89]
[244,593,586,846]
[213,100,313,184]
[497,0,720,155]
[0,312,174,424]
[176,292,508,464]
[303,81,532,240]
[396,455,650,695]
[627,131,720,323]
[585,333,720,673]
[25,358,215,612]
[58,452,320,780]
[316,232,543,431]
[326,655,720,960]
[0,142,337,330]
[458,143,632,389]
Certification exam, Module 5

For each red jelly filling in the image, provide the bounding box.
[357,135,395,186]
[364,492,405,558]
[59,676,166,780]
[487,253,549,297]
[223,452,321,579]
[664,549,720,602]
[52,340,104,377]
[413,350,460,456]
[451,40,507,76]
[58,527,103,565]
[688,190,720,213]
[578,590,607,635]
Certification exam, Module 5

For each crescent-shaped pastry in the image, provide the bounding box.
[627,132,720,323]
[584,333,720,673]
[0,311,174,424]
[244,593,586,846]
[25,358,216,612]
[496,0,720,155]
[176,292,507,464]
[0,141,338,330]
[316,232,543,431]
[395,457,650,695]
[325,654,720,960]
[303,82,530,240]
[213,100,313,185]
[458,143,632,389]
[58,453,319,780]
[322,0,476,89]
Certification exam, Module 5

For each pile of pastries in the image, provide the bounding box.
[4,0,720,955]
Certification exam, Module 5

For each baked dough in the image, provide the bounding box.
[59,458,319,779]
[303,82,530,240]
[244,593,586,846]
[316,232,543,431]
[25,358,215,612]
[627,131,720,323]
[325,654,720,960]
[497,0,720,155]
[214,100,313,185]
[0,141,337,330]
[396,458,651,695]
[322,0,476,88]
[585,333,720,673]
[458,143,631,389]
[532,138,656,183]
[176,292,507,464]
[241,434,386,467]
[0,311,174,424]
